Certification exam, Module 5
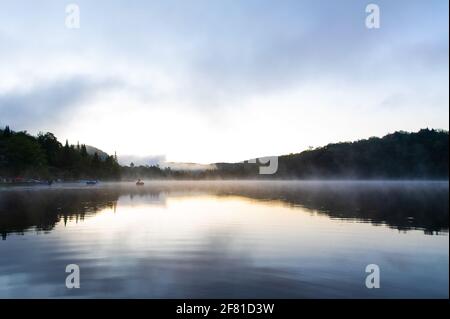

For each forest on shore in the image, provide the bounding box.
[0,126,448,181]
[0,126,121,180]
[221,128,449,179]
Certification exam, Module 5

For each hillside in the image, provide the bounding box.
[207,129,449,179]
[274,129,449,179]
[1,126,448,180]
[0,126,120,180]
[85,145,109,160]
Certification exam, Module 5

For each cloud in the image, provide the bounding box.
[0,0,448,162]
[0,75,121,132]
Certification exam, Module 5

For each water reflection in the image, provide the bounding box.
[0,181,448,298]
[1,181,448,239]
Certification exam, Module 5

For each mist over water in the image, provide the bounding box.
[0,181,448,298]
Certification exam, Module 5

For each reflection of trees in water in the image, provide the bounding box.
[220,182,449,235]
[0,190,118,240]
[0,182,448,239]
[0,188,167,240]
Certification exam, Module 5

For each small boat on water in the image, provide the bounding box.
[136,179,144,186]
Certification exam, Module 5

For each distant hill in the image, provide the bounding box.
[276,129,449,179]
[85,145,109,160]
[162,162,217,171]
[213,129,449,179]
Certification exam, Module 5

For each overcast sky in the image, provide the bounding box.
[0,0,448,164]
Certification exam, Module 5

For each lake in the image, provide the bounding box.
[0,181,448,298]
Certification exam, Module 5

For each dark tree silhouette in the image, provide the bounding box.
[0,126,448,181]
[0,127,120,180]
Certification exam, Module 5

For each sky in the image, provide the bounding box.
[0,0,448,164]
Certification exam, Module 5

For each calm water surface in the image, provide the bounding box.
[0,181,448,298]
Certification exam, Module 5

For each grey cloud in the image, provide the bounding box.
[0,0,447,131]
[176,0,448,109]
[0,76,121,131]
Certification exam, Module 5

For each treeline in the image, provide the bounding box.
[1,126,448,180]
[121,129,449,180]
[203,128,448,179]
[275,128,449,179]
[0,126,120,180]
